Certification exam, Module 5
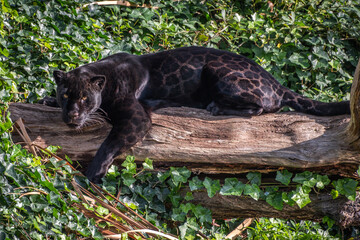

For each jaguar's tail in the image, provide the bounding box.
[281,89,350,116]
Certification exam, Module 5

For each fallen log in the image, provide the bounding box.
[185,189,360,229]
[8,58,360,227]
[8,103,357,177]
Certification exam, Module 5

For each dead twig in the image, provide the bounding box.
[83,1,158,9]
[226,218,254,240]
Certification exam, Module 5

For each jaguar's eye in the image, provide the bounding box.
[63,93,68,99]
[81,96,87,101]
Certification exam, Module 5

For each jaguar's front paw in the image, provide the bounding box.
[85,166,106,184]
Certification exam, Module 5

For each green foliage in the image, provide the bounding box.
[169,167,191,187]
[1,0,360,239]
[220,177,245,196]
[215,171,357,211]
[275,169,293,186]
[248,218,341,239]
[188,176,204,191]
[0,0,359,104]
[244,183,262,201]
[265,190,283,210]
[108,164,356,239]
[291,185,312,209]
[203,177,221,198]
[332,178,358,201]
[246,172,261,185]
[121,155,137,186]
[293,171,331,189]
[0,106,103,239]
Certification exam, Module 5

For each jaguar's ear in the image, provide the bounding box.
[90,75,106,91]
[53,70,67,85]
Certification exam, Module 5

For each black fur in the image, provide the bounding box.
[51,46,350,183]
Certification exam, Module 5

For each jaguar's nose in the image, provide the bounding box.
[68,111,79,119]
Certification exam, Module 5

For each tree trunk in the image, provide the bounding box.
[8,59,360,228]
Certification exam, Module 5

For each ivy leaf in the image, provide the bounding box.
[47,191,61,208]
[322,216,335,229]
[121,155,136,175]
[170,167,191,187]
[315,175,330,189]
[96,206,109,216]
[107,165,120,178]
[169,192,182,207]
[191,204,212,224]
[179,221,197,240]
[149,198,166,213]
[189,176,204,191]
[309,54,328,70]
[282,192,296,206]
[154,187,170,202]
[180,203,194,214]
[293,172,330,190]
[291,186,311,208]
[220,178,245,196]
[289,52,310,68]
[246,172,261,186]
[33,218,41,232]
[244,184,262,201]
[171,207,186,222]
[142,186,156,202]
[313,46,329,60]
[157,171,171,183]
[330,189,339,199]
[275,170,293,186]
[184,192,194,201]
[4,163,20,185]
[292,171,313,185]
[30,202,48,212]
[332,178,358,201]
[266,192,283,210]
[142,158,153,170]
[121,173,136,187]
[203,177,221,198]
[41,180,59,195]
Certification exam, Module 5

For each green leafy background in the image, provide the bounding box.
[1,0,359,103]
[1,0,360,239]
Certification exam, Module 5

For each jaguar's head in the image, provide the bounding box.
[54,69,106,129]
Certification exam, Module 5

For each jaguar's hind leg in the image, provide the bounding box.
[206,101,263,117]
